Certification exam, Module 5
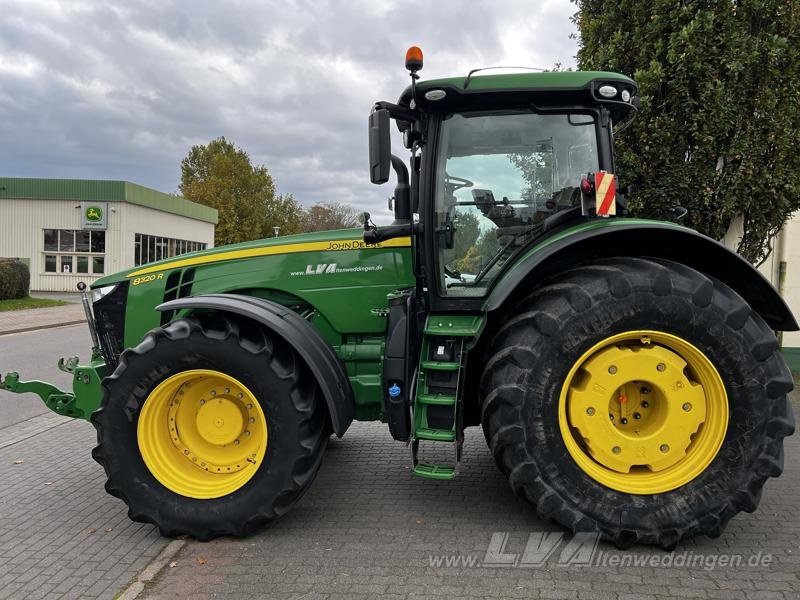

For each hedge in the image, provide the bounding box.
[0,259,30,300]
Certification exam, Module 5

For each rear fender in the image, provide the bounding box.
[158,293,355,436]
[486,220,798,331]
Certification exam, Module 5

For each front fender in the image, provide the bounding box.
[157,293,355,436]
[486,219,798,331]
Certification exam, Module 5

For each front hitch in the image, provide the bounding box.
[0,371,79,417]
[1,355,107,420]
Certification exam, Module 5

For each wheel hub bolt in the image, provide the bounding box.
[657,363,666,372]
[246,403,253,410]
[612,446,621,454]
[586,407,595,416]
[199,399,205,405]
[660,444,669,453]
[224,388,230,394]
[641,401,650,408]
[211,390,217,396]
[633,412,641,420]
[640,387,650,394]
[244,430,251,436]
[609,413,614,421]
[620,417,628,425]
[608,365,618,374]
[234,439,240,445]
[682,402,692,412]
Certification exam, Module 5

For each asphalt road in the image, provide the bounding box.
[0,324,91,427]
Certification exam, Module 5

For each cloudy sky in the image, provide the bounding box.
[0,0,579,221]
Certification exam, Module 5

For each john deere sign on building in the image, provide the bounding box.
[81,202,107,230]
[0,178,217,292]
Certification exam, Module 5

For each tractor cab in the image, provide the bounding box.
[365,47,638,311]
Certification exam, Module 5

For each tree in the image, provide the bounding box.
[509,148,555,205]
[452,227,498,275]
[265,193,304,238]
[573,0,800,263]
[300,201,361,233]
[451,210,481,262]
[180,137,303,246]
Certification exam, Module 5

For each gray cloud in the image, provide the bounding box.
[0,0,578,223]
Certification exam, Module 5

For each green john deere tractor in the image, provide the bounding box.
[2,48,795,549]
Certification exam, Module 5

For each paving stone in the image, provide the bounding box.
[0,418,167,600]
[143,399,800,600]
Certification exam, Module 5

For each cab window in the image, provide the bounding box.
[434,111,598,297]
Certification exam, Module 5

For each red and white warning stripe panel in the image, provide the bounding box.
[595,171,616,216]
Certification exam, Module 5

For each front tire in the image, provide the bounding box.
[481,257,794,548]
[91,315,328,540]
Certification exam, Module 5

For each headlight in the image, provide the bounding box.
[621,89,631,102]
[598,85,618,98]
[92,283,119,303]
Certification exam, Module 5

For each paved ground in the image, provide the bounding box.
[0,319,798,600]
[0,324,171,600]
[141,412,800,600]
[0,302,85,336]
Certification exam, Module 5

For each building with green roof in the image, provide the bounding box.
[0,177,218,292]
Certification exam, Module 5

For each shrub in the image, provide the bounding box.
[0,259,30,300]
[13,261,30,298]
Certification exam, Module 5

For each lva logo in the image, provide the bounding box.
[304,263,337,275]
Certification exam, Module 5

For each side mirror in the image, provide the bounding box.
[368,109,391,184]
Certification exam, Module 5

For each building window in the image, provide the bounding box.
[43,229,106,275]
[76,256,89,273]
[134,233,207,266]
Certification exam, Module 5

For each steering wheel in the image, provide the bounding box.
[445,174,474,193]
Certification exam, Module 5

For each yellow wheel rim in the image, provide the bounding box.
[558,331,728,494]
[137,369,268,499]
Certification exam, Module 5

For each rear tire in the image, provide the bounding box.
[91,314,328,540]
[481,257,794,548]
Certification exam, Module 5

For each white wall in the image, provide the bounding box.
[774,216,800,348]
[0,199,214,292]
[722,213,800,348]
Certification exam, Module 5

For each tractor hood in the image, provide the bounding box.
[91,228,395,289]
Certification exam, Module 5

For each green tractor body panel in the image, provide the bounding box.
[95,227,415,344]
[106,228,411,421]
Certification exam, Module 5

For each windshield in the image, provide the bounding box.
[434,111,598,297]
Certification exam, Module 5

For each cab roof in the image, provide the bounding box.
[399,70,637,120]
